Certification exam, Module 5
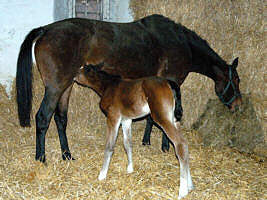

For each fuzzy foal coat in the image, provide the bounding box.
[74,65,193,199]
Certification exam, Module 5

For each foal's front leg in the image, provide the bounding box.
[121,119,133,173]
[98,116,121,181]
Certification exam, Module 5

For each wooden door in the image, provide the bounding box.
[75,0,103,20]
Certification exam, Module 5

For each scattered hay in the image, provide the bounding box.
[0,96,265,200]
[192,94,266,158]
[0,0,265,199]
[0,73,265,199]
[130,0,266,139]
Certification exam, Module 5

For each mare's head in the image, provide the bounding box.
[213,57,242,112]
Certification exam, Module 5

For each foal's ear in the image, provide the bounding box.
[232,57,239,69]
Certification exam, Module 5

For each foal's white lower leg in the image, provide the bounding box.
[178,156,189,199]
[98,117,120,181]
[98,151,113,180]
[177,143,193,199]
[121,119,133,173]
[162,124,192,199]
[187,166,194,191]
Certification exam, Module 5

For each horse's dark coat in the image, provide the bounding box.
[16,14,241,162]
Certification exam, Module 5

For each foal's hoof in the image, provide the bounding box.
[35,154,46,163]
[62,152,75,161]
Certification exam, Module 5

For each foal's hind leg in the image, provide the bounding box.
[35,87,63,162]
[149,105,192,199]
[156,120,192,199]
[142,85,183,152]
[162,84,183,152]
[54,84,74,160]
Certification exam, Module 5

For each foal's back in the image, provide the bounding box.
[105,77,175,120]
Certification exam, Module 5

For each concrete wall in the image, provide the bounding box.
[0,0,132,94]
[0,0,54,93]
[106,0,133,22]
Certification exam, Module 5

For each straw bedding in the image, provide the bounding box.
[0,0,266,199]
[0,68,265,199]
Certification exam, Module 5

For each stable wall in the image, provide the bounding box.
[0,0,54,93]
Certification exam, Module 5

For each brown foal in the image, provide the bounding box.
[74,64,193,199]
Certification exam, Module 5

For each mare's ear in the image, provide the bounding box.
[212,65,225,79]
[232,57,239,69]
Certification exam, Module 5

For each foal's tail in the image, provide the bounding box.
[16,27,45,127]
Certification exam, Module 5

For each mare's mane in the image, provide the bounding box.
[140,14,227,67]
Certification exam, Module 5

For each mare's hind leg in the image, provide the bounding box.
[35,87,63,162]
[54,84,74,160]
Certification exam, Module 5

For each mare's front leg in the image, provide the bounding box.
[98,115,121,180]
[161,84,183,152]
[35,87,62,162]
[142,115,153,145]
[142,115,170,152]
[121,119,133,173]
[54,84,74,160]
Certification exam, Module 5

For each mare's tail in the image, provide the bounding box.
[16,27,45,127]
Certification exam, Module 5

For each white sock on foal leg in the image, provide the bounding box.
[98,151,113,181]
[178,159,189,199]
[122,119,134,174]
[187,167,194,191]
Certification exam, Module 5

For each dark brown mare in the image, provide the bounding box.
[74,64,193,199]
[16,14,242,162]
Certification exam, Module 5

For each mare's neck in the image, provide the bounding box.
[189,45,227,82]
[181,24,227,81]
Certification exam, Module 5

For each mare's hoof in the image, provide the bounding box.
[35,154,46,163]
[62,151,75,160]
[142,140,151,146]
[161,145,170,153]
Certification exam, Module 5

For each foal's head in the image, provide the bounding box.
[75,63,121,89]
[213,57,242,112]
